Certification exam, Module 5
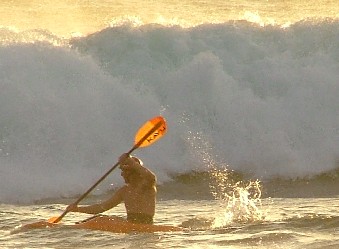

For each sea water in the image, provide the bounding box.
[1,0,339,248]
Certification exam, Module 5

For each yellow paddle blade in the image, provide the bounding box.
[134,116,167,148]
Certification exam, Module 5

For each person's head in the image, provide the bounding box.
[120,156,142,184]
[121,168,134,184]
[131,156,143,166]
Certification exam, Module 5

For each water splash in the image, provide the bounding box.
[209,167,264,228]
[185,129,264,228]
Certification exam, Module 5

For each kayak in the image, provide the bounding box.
[19,215,183,234]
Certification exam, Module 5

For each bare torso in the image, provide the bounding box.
[121,184,156,216]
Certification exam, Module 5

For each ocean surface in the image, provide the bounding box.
[1,0,339,248]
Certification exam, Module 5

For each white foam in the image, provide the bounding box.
[1,20,338,203]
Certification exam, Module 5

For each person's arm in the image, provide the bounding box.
[119,153,156,186]
[66,187,125,214]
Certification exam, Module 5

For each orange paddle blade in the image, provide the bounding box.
[47,216,59,223]
[134,116,167,148]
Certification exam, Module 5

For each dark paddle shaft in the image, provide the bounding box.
[52,119,164,223]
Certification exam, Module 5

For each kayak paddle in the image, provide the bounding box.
[48,116,167,223]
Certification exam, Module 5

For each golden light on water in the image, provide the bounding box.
[1,0,338,38]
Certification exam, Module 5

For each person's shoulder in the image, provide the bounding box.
[119,185,129,191]
[115,185,129,195]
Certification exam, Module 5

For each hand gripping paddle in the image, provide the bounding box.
[48,116,167,223]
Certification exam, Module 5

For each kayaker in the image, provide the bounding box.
[66,153,157,224]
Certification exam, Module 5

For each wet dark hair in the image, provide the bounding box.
[131,156,143,166]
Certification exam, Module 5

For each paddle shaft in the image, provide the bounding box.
[52,120,164,223]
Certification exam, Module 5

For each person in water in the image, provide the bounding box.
[66,153,157,224]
